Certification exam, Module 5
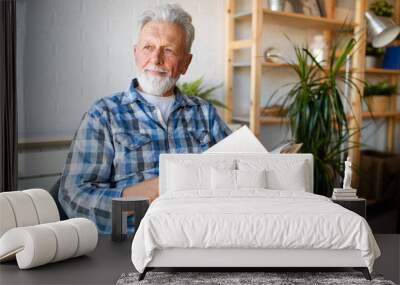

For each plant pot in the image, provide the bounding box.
[366,56,378,68]
[267,0,285,11]
[365,95,390,113]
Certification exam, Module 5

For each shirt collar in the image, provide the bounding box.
[121,78,199,107]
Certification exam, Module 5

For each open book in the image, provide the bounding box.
[205,126,302,154]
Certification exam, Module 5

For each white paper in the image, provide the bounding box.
[205,125,268,153]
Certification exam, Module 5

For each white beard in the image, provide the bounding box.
[137,68,178,97]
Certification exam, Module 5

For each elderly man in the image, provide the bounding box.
[59,4,231,234]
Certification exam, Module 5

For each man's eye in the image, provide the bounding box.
[165,48,175,54]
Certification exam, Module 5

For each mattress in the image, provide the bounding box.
[131,190,380,273]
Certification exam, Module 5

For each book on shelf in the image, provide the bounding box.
[332,195,359,200]
[333,188,357,193]
[332,188,358,200]
[332,192,358,199]
[332,192,358,197]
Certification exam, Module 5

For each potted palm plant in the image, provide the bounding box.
[270,38,361,196]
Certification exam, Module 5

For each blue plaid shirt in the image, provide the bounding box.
[59,79,231,234]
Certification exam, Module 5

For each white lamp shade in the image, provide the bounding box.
[372,26,400,48]
[365,11,400,48]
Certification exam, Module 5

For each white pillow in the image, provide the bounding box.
[236,169,267,189]
[167,160,236,192]
[211,168,236,190]
[168,162,210,191]
[238,159,308,191]
[266,167,306,191]
[211,169,267,191]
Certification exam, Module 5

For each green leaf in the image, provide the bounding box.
[178,77,226,109]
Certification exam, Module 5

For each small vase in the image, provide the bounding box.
[365,56,378,69]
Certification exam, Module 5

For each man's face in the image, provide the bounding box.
[134,21,192,95]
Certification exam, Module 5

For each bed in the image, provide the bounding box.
[131,153,380,280]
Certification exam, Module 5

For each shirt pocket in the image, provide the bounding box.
[114,132,151,151]
[188,128,212,152]
[113,132,155,180]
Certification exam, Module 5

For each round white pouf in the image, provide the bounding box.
[42,221,79,262]
[24,189,60,224]
[0,218,98,269]
[0,192,39,227]
[0,196,17,237]
[0,225,57,269]
[66,218,98,257]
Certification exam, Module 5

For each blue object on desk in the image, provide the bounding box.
[383,46,400,69]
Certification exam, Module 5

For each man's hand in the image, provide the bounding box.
[122,177,159,202]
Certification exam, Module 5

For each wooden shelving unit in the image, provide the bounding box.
[364,2,400,152]
[365,68,400,75]
[234,9,356,31]
[362,111,400,119]
[224,0,400,177]
[364,63,399,153]
[234,64,400,74]
[232,115,289,125]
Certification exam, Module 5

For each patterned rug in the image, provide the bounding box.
[116,271,396,285]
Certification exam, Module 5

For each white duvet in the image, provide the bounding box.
[131,190,380,273]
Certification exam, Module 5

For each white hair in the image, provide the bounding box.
[138,4,195,53]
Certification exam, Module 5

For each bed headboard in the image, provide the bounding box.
[159,153,314,195]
